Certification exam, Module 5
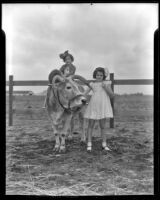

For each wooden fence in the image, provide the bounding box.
[6,74,153,127]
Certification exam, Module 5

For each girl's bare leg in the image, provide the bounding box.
[43,87,50,108]
[42,96,47,108]
[99,118,111,151]
[87,119,95,151]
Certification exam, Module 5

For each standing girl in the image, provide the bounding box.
[84,67,115,152]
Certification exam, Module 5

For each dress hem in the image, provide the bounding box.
[83,116,113,120]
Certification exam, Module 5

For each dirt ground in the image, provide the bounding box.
[6,95,153,195]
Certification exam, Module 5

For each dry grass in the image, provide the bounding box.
[6,95,153,195]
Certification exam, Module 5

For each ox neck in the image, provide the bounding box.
[51,87,71,113]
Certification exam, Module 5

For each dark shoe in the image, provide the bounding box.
[102,146,111,151]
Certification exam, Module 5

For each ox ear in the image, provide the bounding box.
[52,75,65,86]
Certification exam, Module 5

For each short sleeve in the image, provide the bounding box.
[104,80,112,86]
[70,64,76,75]
[89,82,94,88]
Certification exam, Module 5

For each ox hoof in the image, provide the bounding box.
[59,146,66,153]
[53,146,60,152]
[68,135,73,140]
[102,146,111,151]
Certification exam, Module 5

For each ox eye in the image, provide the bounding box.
[66,86,71,89]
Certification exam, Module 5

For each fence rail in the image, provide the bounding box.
[6,74,153,127]
[6,79,153,86]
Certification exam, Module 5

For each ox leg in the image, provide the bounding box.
[50,122,60,152]
[59,134,66,153]
[53,133,60,152]
[68,115,74,140]
[59,115,72,153]
[48,112,63,152]
[67,127,72,140]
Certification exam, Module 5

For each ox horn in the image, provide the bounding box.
[72,75,91,88]
[52,75,65,84]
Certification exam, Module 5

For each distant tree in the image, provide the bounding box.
[135,92,143,96]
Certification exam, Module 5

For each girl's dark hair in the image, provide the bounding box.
[59,50,74,62]
[93,67,106,80]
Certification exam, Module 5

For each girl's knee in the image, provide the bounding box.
[89,119,95,129]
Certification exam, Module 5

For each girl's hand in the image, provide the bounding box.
[102,83,115,99]
[102,82,105,88]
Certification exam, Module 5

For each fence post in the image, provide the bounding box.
[9,75,13,126]
[110,73,114,128]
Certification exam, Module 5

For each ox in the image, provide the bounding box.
[45,69,90,153]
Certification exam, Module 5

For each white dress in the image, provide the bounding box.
[84,81,113,119]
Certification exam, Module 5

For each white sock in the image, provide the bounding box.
[87,142,92,147]
[102,142,107,147]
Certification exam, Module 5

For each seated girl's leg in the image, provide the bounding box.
[87,119,95,151]
[42,87,50,108]
[42,96,47,108]
[99,118,111,151]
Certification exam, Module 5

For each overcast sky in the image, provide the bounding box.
[3,3,158,94]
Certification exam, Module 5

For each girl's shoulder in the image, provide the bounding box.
[59,64,66,72]
[89,81,95,87]
[60,63,76,69]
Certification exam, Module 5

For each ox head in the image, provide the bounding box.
[48,69,89,111]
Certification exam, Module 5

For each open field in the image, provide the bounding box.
[6,95,153,195]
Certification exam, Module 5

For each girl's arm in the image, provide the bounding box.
[84,87,92,96]
[102,82,115,99]
[84,82,93,96]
